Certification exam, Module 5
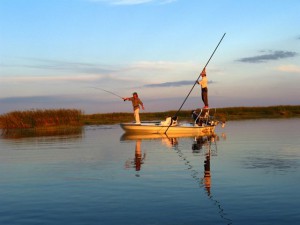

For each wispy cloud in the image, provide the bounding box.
[276,65,300,73]
[145,80,193,87]
[1,58,196,77]
[237,50,297,63]
[0,75,102,82]
[0,95,96,114]
[0,96,68,104]
[1,58,119,74]
[128,60,197,71]
[0,58,202,88]
[89,0,176,5]
[144,80,214,87]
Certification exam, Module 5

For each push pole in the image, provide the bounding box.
[165,33,226,134]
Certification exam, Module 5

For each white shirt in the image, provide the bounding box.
[199,76,207,88]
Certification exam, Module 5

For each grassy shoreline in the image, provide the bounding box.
[0,109,83,130]
[83,105,300,125]
[0,105,300,130]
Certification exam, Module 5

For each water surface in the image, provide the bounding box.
[0,119,299,225]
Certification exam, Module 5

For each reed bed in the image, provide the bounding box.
[82,105,300,125]
[1,106,299,130]
[0,109,83,130]
[215,105,300,121]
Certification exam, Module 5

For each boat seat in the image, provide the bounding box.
[160,116,178,126]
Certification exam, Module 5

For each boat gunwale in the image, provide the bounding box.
[120,122,216,135]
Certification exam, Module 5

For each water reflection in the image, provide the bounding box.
[121,132,232,224]
[0,128,83,153]
[1,126,83,139]
[124,140,146,176]
[192,135,232,224]
[122,134,180,176]
[192,135,218,196]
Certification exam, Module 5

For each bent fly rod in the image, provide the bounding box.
[165,33,226,134]
[90,87,125,100]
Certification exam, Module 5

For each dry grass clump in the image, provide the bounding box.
[0,109,83,130]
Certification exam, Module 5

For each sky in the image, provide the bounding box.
[0,0,300,114]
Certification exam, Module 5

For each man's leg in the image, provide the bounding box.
[204,90,208,107]
[134,108,140,124]
[202,88,208,107]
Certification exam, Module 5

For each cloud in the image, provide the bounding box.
[0,96,71,104]
[128,60,197,71]
[237,50,297,63]
[0,75,102,83]
[89,0,176,5]
[276,65,300,73]
[1,58,119,74]
[0,58,203,90]
[0,95,97,114]
[1,57,200,76]
[145,80,193,87]
[0,94,97,107]
[0,58,130,84]
[144,80,214,87]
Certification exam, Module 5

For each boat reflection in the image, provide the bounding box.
[121,132,232,224]
[193,135,216,196]
[120,132,201,141]
[192,134,231,224]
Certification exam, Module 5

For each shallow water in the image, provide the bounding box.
[0,119,299,225]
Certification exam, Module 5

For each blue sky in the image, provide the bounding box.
[0,0,299,114]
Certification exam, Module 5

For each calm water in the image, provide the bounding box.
[0,119,299,225]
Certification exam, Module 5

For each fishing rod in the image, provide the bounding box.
[90,87,125,100]
[165,33,226,134]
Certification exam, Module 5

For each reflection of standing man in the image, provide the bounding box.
[203,150,211,196]
[124,140,146,176]
[134,140,146,173]
[192,136,208,152]
[123,92,145,124]
[135,140,142,171]
[192,136,211,195]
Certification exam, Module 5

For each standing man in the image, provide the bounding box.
[197,68,209,108]
[123,92,145,124]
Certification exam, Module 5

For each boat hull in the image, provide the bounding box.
[120,132,216,141]
[120,122,215,135]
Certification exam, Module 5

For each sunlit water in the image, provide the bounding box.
[0,119,299,225]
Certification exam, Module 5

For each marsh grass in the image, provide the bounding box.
[215,105,300,121]
[1,106,299,131]
[82,105,300,124]
[0,109,83,130]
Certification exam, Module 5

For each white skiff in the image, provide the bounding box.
[120,122,215,135]
[120,108,221,135]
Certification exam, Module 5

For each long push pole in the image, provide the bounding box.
[165,33,226,134]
